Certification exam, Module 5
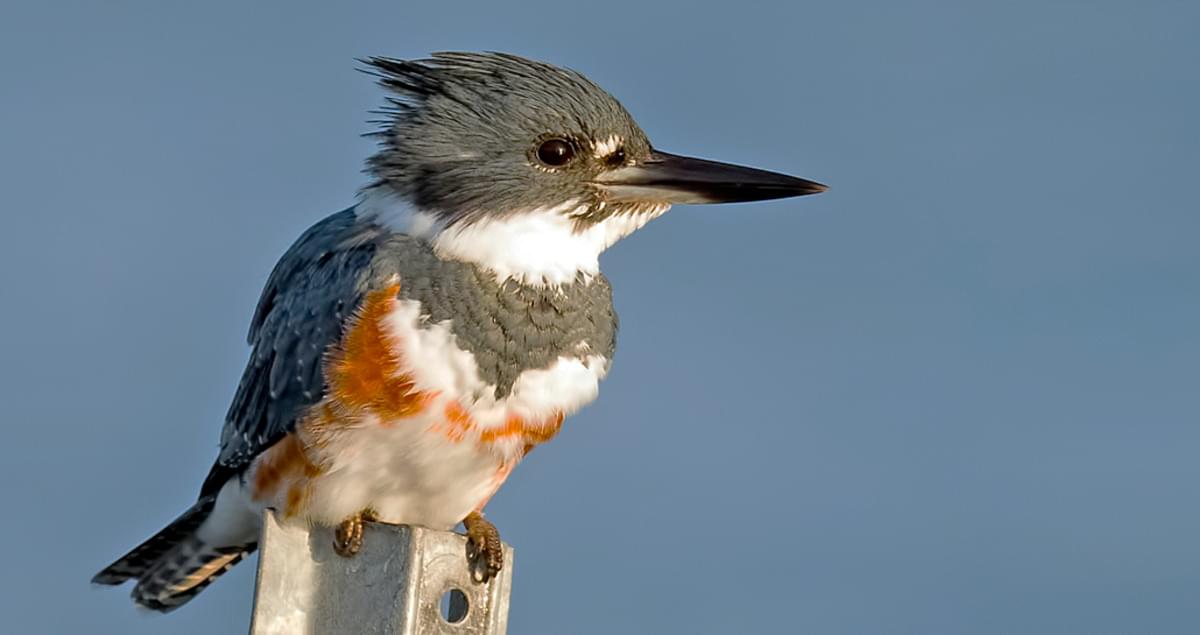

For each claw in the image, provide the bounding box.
[462,511,503,583]
[333,510,373,557]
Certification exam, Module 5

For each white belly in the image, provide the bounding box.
[302,412,504,529]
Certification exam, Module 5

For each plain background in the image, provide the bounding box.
[2,1,1197,633]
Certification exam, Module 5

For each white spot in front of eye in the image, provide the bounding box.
[593,134,622,159]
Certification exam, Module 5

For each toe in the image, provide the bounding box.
[333,516,364,557]
[463,512,504,583]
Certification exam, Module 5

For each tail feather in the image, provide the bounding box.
[92,497,217,586]
[93,496,255,612]
[132,539,251,612]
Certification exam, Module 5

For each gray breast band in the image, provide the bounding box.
[360,235,618,397]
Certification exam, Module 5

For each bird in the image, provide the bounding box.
[92,51,826,612]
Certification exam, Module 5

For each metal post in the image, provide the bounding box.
[249,510,513,635]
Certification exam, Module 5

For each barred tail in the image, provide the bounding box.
[130,536,251,611]
[92,497,255,612]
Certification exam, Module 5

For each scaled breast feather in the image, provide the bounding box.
[210,210,617,493]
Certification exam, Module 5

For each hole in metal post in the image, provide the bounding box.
[440,588,469,624]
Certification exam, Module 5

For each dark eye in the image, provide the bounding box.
[536,138,575,167]
[607,148,626,167]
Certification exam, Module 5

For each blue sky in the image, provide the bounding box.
[1,1,1197,633]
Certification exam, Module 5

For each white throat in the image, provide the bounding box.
[358,188,668,286]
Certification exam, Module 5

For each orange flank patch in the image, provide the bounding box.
[480,411,566,445]
[304,402,341,443]
[442,402,474,442]
[251,432,322,517]
[326,283,436,422]
[433,403,566,448]
[285,484,305,516]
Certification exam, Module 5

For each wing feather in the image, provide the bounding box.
[200,208,386,497]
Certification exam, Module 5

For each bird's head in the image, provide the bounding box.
[359,52,826,285]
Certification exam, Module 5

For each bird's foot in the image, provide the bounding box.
[463,511,503,583]
[333,508,378,557]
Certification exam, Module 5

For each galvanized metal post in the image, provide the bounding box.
[249,510,513,635]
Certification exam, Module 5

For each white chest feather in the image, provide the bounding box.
[358,188,668,286]
[234,190,647,531]
[294,297,609,529]
[386,297,610,425]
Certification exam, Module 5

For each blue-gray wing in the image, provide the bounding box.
[201,208,385,497]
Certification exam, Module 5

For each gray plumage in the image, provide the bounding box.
[363,52,654,226]
[93,50,825,614]
[205,53,645,490]
[210,206,617,491]
[363,234,617,396]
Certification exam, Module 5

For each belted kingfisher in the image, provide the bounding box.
[93,52,826,611]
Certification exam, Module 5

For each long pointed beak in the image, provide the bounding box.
[593,149,827,204]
